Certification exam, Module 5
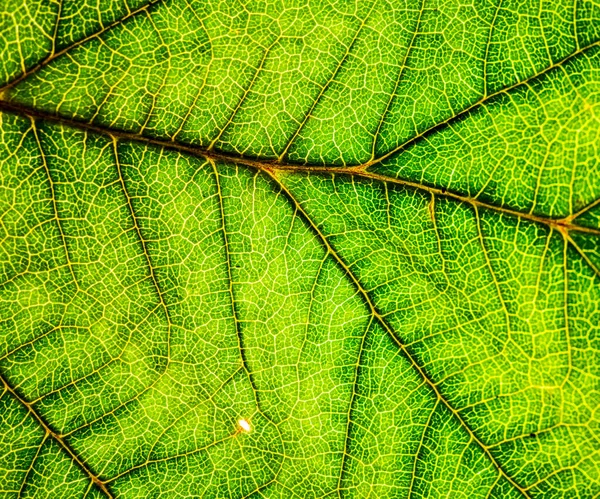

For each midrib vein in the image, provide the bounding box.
[0,99,597,238]
[0,373,113,498]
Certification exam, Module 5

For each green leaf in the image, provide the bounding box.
[1,1,599,497]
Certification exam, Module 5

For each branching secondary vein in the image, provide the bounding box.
[0,0,164,95]
[0,374,114,498]
[263,168,531,498]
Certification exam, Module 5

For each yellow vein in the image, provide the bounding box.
[210,160,272,424]
[336,316,374,498]
[30,118,80,290]
[138,11,172,134]
[407,398,439,499]
[105,433,238,483]
[483,0,503,98]
[17,432,49,497]
[370,0,425,159]
[574,0,580,51]
[485,473,503,499]
[566,194,600,223]
[362,39,600,169]
[112,136,172,365]
[278,2,376,162]
[564,231,600,279]
[50,0,64,58]
[429,192,452,291]
[62,360,210,438]
[170,0,213,142]
[474,205,513,343]
[207,39,280,150]
[104,367,243,484]
[561,231,573,389]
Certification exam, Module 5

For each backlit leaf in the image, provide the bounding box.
[1,1,600,497]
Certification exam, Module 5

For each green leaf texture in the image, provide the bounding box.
[1,1,600,497]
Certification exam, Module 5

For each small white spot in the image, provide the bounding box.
[238,418,251,433]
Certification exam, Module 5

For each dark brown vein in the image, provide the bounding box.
[275,168,600,237]
[0,8,597,498]
[1,100,597,240]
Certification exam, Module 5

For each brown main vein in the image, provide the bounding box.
[0,99,597,240]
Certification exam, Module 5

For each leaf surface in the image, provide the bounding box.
[1,1,600,498]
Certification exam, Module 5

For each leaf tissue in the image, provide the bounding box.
[1,0,600,497]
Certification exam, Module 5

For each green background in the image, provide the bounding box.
[1,0,600,497]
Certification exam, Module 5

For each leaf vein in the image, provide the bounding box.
[264,168,531,498]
